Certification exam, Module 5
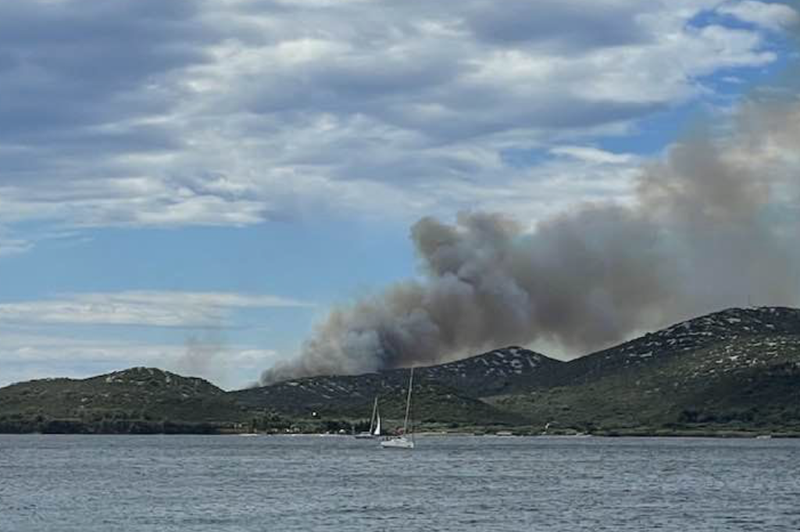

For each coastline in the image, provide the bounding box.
[2,424,797,438]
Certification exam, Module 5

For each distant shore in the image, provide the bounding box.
[2,422,798,438]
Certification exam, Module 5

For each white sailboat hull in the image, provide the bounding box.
[380,437,415,449]
[379,367,416,450]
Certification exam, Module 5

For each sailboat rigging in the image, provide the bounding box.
[380,367,415,450]
[355,397,381,439]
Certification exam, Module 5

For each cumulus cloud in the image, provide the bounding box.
[718,1,800,31]
[463,0,651,49]
[0,0,794,241]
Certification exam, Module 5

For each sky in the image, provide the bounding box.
[0,0,798,389]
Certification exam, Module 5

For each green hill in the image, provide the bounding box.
[0,367,249,433]
[2,307,799,435]
[490,307,800,435]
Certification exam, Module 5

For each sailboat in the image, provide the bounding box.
[381,367,415,450]
[355,397,381,439]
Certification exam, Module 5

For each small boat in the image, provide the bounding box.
[381,367,415,450]
[355,397,381,439]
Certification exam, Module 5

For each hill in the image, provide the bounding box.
[395,346,565,396]
[230,346,554,427]
[491,307,800,434]
[232,346,559,404]
[2,307,799,435]
[0,367,249,433]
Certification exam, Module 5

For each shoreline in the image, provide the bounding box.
[1,429,797,438]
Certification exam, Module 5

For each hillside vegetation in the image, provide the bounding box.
[0,367,249,433]
[2,307,799,435]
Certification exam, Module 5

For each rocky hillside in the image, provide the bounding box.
[230,346,551,425]
[395,346,564,395]
[2,307,799,434]
[493,307,800,433]
[557,307,800,385]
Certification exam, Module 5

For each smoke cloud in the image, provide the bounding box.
[261,93,800,385]
[175,329,229,385]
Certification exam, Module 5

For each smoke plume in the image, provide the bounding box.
[175,329,229,385]
[261,94,800,385]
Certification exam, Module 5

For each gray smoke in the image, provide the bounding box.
[175,329,229,385]
[260,93,800,385]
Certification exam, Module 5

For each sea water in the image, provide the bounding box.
[1,435,798,531]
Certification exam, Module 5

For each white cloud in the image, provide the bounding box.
[0,235,32,257]
[0,290,314,328]
[550,146,638,165]
[0,0,793,241]
[718,1,800,31]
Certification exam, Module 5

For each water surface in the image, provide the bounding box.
[1,435,798,531]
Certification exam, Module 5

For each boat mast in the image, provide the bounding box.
[368,396,378,434]
[402,367,414,435]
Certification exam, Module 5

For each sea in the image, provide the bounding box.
[1,435,798,531]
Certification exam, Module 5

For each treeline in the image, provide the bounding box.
[0,411,357,435]
[0,414,228,434]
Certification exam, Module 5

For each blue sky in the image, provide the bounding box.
[0,0,798,388]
